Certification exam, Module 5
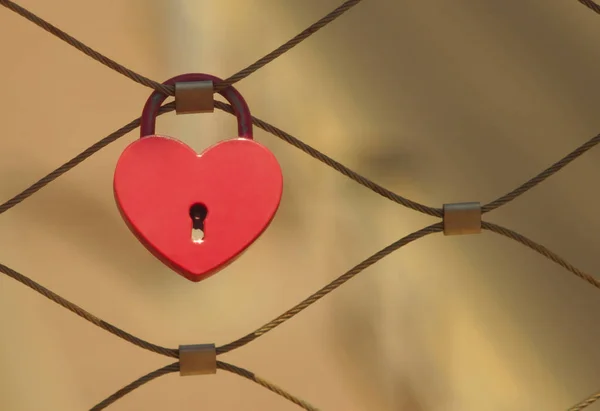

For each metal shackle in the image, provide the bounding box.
[139,73,253,139]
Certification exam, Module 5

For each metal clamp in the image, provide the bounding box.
[179,344,217,376]
[443,202,481,236]
[175,80,214,114]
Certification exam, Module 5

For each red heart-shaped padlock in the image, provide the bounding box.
[114,74,283,282]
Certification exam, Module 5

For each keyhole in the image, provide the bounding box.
[189,203,208,243]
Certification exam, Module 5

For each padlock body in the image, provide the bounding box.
[113,135,283,282]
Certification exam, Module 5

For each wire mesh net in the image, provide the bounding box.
[1,0,600,410]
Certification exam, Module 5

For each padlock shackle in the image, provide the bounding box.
[139,73,253,139]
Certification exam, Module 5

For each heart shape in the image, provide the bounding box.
[113,135,283,282]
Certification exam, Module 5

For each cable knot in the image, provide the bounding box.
[443,202,482,236]
[179,343,217,376]
[175,80,215,114]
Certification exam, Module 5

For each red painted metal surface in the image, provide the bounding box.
[113,73,283,282]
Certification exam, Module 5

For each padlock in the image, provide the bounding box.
[113,73,283,283]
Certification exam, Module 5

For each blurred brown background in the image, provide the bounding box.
[1,1,600,410]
